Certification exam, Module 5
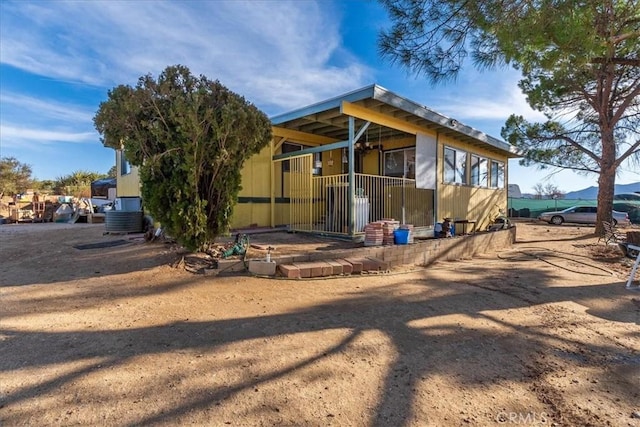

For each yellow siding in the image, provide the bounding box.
[233,142,295,229]
[322,149,346,175]
[362,150,380,174]
[238,145,271,198]
[115,151,141,197]
[383,136,415,151]
[232,145,273,228]
[436,135,509,230]
[437,185,506,230]
[230,203,273,229]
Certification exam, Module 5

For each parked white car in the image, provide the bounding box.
[537,206,630,226]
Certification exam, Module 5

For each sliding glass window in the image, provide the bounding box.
[490,160,505,188]
[444,146,467,184]
[384,148,416,179]
[470,155,488,187]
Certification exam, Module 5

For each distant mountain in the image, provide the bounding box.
[564,182,640,199]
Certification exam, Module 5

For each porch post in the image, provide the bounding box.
[348,116,355,236]
[270,138,275,228]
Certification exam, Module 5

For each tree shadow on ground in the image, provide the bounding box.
[2,256,638,426]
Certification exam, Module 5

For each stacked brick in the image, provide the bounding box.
[364,222,384,246]
[382,219,399,245]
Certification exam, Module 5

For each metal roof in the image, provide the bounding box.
[270,84,519,158]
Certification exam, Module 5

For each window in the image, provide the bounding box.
[282,142,302,172]
[312,152,322,176]
[119,150,130,176]
[444,146,467,184]
[384,148,415,179]
[575,206,596,213]
[490,160,505,188]
[470,155,488,187]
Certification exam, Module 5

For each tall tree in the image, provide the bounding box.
[379,0,640,233]
[94,65,272,251]
[0,157,32,197]
[32,180,56,194]
[532,183,545,200]
[543,184,564,200]
[54,170,107,197]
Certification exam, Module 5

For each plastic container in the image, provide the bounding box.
[114,197,142,212]
[394,228,410,245]
[434,223,442,237]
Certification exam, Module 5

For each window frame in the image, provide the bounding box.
[383,147,415,179]
[443,146,467,184]
[470,154,488,187]
[490,160,505,189]
[119,150,131,176]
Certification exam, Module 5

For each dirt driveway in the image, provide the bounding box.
[1,222,639,426]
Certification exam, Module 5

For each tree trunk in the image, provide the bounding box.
[596,128,617,236]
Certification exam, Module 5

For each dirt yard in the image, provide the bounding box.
[1,221,639,426]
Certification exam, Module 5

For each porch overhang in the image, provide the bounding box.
[270,84,519,159]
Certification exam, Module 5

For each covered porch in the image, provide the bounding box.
[261,84,517,238]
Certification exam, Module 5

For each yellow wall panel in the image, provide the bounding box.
[383,136,415,151]
[231,203,252,229]
[116,151,141,197]
[438,184,507,230]
[322,149,345,175]
[252,204,271,227]
[362,151,380,174]
[435,135,510,230]
[239,146,271,197]
[229,202,273,229]
[275,203,289,226]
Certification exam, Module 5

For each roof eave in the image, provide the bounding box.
[270,84,376,125]
[371,85,518,157]
[271,83,520,158]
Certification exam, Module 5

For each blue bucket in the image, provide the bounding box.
[394,228,410,245]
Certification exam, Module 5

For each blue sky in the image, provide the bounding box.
[1,0,638,193]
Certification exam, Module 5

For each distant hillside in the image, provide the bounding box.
[564,182,640,199]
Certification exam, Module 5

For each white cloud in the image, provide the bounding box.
[0,93,97,149]
[0,92,94,123]
[0,0,370,111]
[0,124,96,146]
[432,81,548,123]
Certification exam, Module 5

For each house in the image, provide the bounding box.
[114,84,519,237]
